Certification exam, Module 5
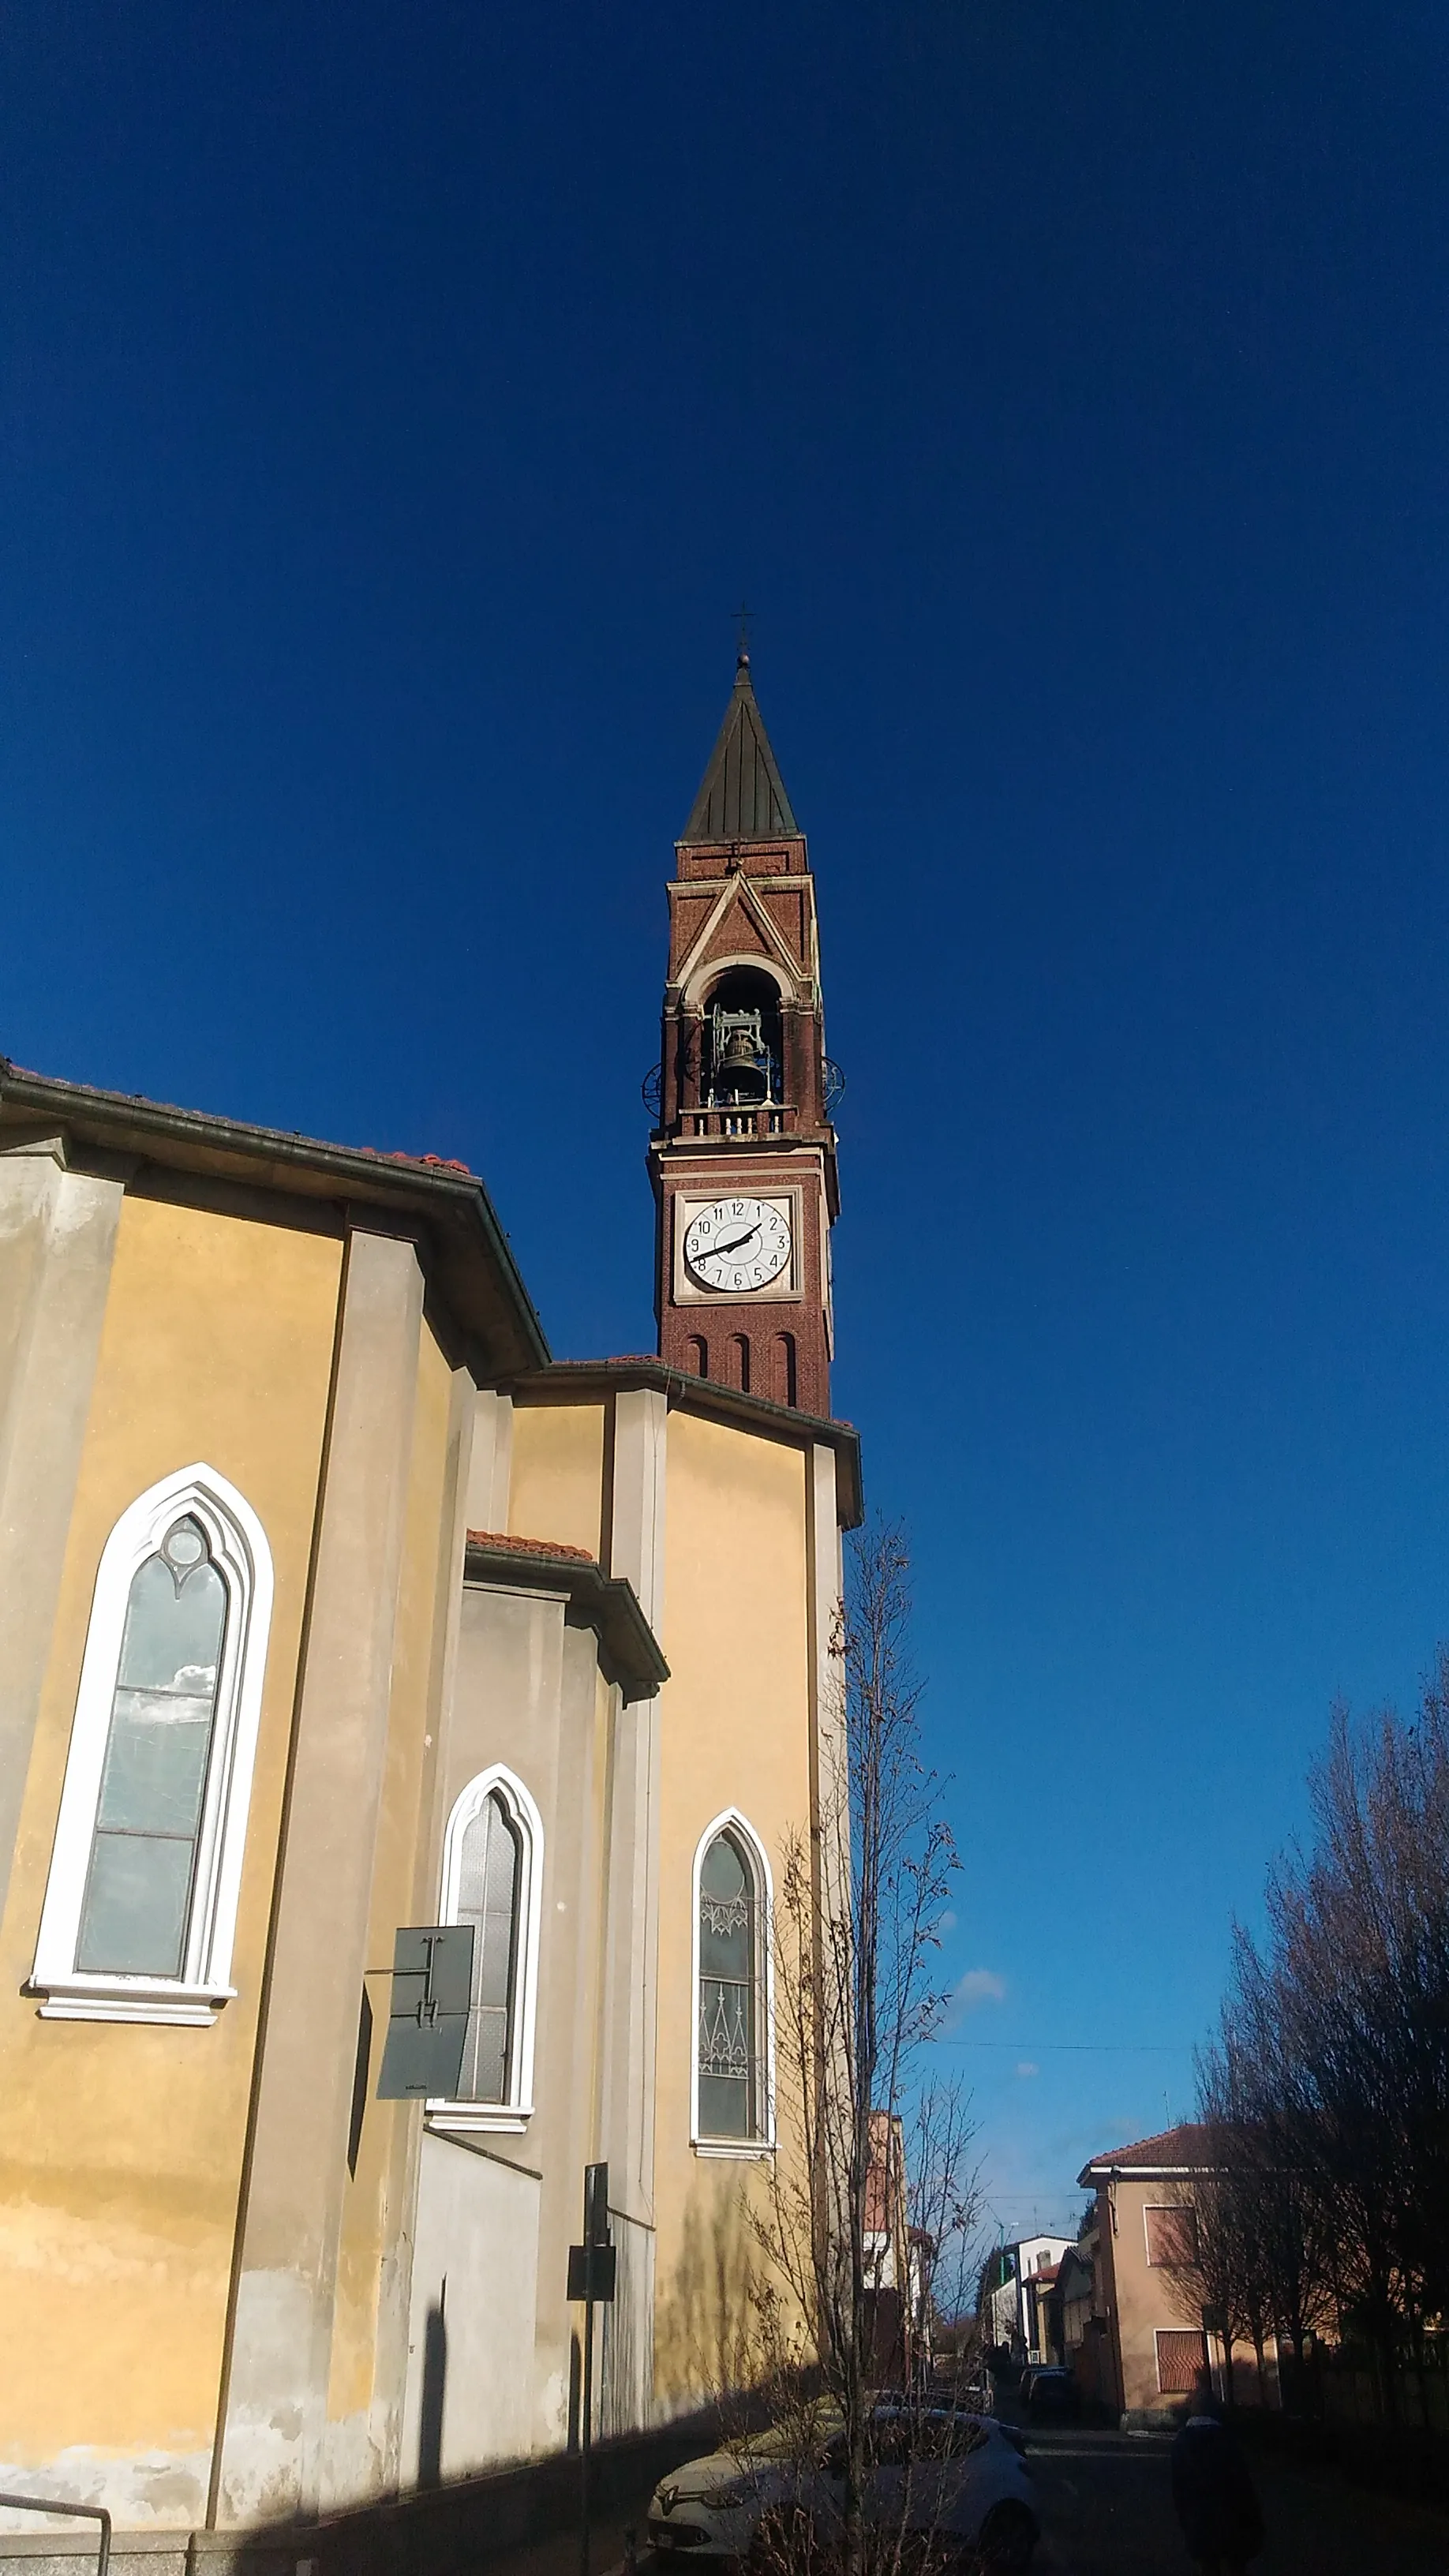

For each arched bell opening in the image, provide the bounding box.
[703,968,783,1110]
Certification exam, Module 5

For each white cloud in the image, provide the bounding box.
[937,1910,957,1934]
[1016,2061,1040,2080]
[951,1966,1006,2013]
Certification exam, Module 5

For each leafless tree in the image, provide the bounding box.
[1191,1656,1449,2421]
[1169,2026,1333,2410]
[743,1520,986,2576]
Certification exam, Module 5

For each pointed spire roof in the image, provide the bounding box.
[681,653,799,842]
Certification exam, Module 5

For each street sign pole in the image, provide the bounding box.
[570,2163,613,2576]
[580,2268,594,2576]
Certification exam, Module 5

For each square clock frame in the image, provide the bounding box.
[670,1188,803,1307]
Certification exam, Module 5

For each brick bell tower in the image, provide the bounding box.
[649,651,841,1415]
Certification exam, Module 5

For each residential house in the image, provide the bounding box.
[981,2236,1073,2367]
[1076,2124,1273,2425]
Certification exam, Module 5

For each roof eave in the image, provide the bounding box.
[502,1357,864,1529]
[1077,2159,1217,2187]
[462,1533,668,1700]
[0,1060,550,1376]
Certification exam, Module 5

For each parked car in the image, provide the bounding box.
[1021,2368,1079,2423]
[646,2404,1039,2571]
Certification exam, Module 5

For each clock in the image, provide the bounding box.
[683,1196,792,1294]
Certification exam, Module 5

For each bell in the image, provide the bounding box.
[719,1025,761,1075]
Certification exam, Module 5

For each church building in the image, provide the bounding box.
[0,659,859,2547]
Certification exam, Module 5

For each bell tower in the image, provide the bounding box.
[649,653,840,1414]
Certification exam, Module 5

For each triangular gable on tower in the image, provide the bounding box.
[671,869,813,1000]
[681,654,799,842]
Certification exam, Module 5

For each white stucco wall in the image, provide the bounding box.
[402,2129,543,2475]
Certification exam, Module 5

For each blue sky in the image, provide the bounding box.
[6,1,1449,2237]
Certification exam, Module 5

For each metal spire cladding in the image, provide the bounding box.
[680,652,799,844]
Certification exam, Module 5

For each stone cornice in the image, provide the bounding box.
[501,1358,864,1529]
[462,1530,668,1701]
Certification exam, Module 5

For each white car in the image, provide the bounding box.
[646,2406,1039,2571]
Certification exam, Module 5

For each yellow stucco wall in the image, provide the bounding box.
[652,1408,814,2400]
[0,1193,342,2470]
[328,1322,455,2428]
[507,1404,605,1559]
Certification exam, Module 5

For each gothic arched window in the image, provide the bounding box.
[694,1814,772,2147]
[77,1513,227,1978]
[32,1465,273,2024]
[432,1765,543,2131]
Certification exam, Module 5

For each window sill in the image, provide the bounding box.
[28,1975,234,2027]
[692,2136,776,2160]
[426,2102,534,2136]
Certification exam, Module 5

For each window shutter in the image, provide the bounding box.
[1155,2327,1208,2394]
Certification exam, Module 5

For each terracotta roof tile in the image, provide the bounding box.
[1084,2122,1214,2170]
[465,1529,597,1565]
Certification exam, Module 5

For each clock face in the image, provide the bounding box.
[683,1196,792,1294]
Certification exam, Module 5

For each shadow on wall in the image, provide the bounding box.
[282,2406,730,2576]
[420,2289,448,2488]
[601,2220,655,2438]
[655,2181,777,2406]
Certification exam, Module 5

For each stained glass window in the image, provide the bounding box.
[698,1829,760,2139]
[76,1516,227,1977]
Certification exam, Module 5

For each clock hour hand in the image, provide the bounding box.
[710,1225,760,1259]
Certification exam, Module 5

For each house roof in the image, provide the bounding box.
[1076,2122,1216,2186]
[0,1056,549,1376]
[681,653,799,843]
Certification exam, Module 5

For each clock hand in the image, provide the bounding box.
[710,1225,761,1258]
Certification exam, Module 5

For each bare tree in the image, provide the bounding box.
[744,1520,985,2576]
[1191,1655,1449,2421]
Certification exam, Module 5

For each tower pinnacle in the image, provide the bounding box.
[680,657,799,844]
[650,658,837,1413]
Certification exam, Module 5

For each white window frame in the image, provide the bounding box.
[31,1462,274,2027]
[691,1807,775,2157]
[427,1763,544,2136]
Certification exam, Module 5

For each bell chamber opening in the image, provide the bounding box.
[703,969,783,1110]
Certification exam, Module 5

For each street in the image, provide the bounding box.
[1024,2426,1447,2574]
